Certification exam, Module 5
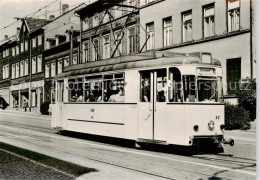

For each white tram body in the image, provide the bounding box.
[51,51,231,146]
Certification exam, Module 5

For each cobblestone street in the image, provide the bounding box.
[0,150,74,180]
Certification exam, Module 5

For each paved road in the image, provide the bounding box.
[0,110,256,179]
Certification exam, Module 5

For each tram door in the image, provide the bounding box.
[139,69,167,141]
[55,80,64,127]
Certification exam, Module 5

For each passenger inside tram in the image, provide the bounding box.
[109,87,125,102]
[141,79,150,102]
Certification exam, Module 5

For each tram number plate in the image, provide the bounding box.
[216,115,220,120]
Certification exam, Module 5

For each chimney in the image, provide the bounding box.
[4,35,8,40]
[17,27,20,35]
[62,4,69,15]
[49,15,55,20]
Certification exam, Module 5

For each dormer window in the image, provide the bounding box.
[47,38,56,49]
[55,34,66,45]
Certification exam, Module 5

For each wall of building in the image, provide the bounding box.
[139,0,252,96]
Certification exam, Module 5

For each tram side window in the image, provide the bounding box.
[68,78,84,102]
[169,68,183,102]
[103,73,125,102]
[85,81,102,102]
[183,75,196,102]
[156,70,167,102]
[140,72,151,102]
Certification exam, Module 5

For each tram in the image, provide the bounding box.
[51,51,234,147]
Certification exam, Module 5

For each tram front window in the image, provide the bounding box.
[197,78,218,102]
[183,75,196,102]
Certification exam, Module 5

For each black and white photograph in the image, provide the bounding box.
[0,0,258,179]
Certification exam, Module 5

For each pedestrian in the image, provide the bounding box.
[23,99,28,112]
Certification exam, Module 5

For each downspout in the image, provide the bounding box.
[250,0,253,80]
[70,26,74,66]
[75,12,82,64]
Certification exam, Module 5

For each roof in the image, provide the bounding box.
[0,34,18,49]
[24,17,50,33]
[54,51,221,79]
[75,0,125,18]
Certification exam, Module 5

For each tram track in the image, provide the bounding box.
[0,124,256,179]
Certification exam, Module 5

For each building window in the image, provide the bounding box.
[12,47,15,56]
[92,38,99,61]
[103,35,110,59]
[203,5,215,37]
[83,18,89,31]
[32,57,36,74]
[227,58,241,95]
[38,35,42,46]
[21,42,24,52]
[103,11,110,24]
[83,41,89,63]
[2,65,8,79]
[37,55,42,72]
[20,60,24,77]
[114,31,123,57]
[5,49,9,57]
[24,59,28,75]
[16,46,19,55]
[12,64,15,79]
[64,56,69,67]
[45,63,50,78]
[73,54,77,65]
[25,40,28,51]
[146,22,155,50]
[15,62,19,78]
[127,26,136,54]
[58,59,62,74]
[182,11,192,42]
[93,13,99,27]
[228,0,240,32]
[51,61,56,77]
[48,39,56,49]
[163,17,172,47]
[32,38,36,48]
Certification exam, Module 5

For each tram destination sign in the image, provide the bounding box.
[196,67,216,75]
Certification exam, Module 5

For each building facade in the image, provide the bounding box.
[43,4,85,102]
[0,18,49,112]
[139,0,254,97]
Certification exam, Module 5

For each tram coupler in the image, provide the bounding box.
[222,138,234,146]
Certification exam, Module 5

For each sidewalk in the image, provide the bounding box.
[224,130,256,143]
[0,109,51,121]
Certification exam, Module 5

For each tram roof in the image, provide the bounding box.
[53,51,221,80]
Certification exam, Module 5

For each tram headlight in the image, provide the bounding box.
[193,125,199,132]
[220,124,225,130]
[208,121,215,131]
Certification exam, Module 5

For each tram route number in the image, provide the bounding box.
[215,115,220,120]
